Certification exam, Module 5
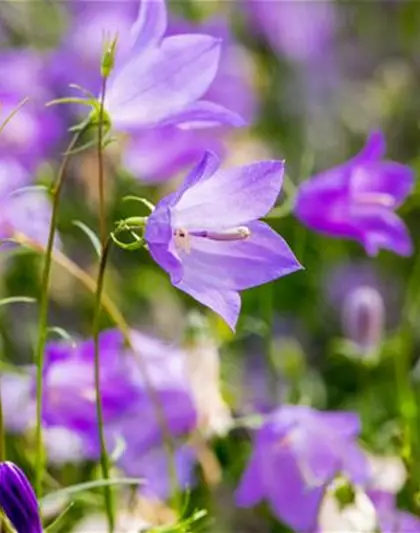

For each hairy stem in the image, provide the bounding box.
[34,127,86,498]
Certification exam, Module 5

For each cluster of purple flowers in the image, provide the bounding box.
[0,0,417,531]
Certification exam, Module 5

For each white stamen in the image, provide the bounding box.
[205,226,251,241]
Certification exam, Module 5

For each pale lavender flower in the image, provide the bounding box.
[369,491,420,533]
[244,0,336,64]
[0,50,62,170]
[122,16,256,181]
[235,406,367,531]
[0,159,56,249]
[294,131,414,256]
[0,462,42,533]
[145,152,302,329]
[103,0,245,132]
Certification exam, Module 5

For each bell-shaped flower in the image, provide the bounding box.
[294,131,414,256]
[0,462,42,533]
[145,152,302,329]
[103,0,244,132]
[235,405,367,532]
[0,159,57,250]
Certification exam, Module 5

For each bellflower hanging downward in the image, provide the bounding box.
[294,131,414,256]
[103,0,244,131]
[0,462,42,533]
[145,152,302,329]
[235,406,367,532]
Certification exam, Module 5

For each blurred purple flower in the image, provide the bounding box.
[42,329,198,496]
[0,371,35,433]
[145,152,302,329]
[244,0,336,64]
[0,50,62,170]
[0,159,56,249]
[0,462,42,533]
[369,491,420,533]
[103,0,245,132]
[122,16,256,182]
[235,406,367,531]
[42,330,141,451]
[294,131,414,256]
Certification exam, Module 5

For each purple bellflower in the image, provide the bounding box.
[0,159,56,249]
[243,0,336,65]
[122,16,256,182]
[0,462,42,533]
[103,0,245,132]
[369,491,420,533]
[235,405,367,532]
[294,131,414,256]
[0,50,62,171]
[145,152,302,329]
[42,329,198,496]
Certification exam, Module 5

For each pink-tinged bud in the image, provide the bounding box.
[342,285,385,355]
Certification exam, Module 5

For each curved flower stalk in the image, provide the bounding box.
[294,131,414,256]
[144,151,302,329]
[0,462,42,533]
[101,0,245,132]
[235,405,367,532]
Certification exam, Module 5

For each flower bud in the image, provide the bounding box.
[101,36,118,79]
[342,285,385,355]
[0,461,42,533]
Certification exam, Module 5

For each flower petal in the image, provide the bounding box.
[176,221,302,291]
[145,204,183,283]
[235,450,264,507]
[3,191,59,249]
[106,34,221,130]
[354,130,386,163]
[352,206,413,257]
[266,448,324,531]
[162,99,246,129]
[351,161,414,207]
[173,161,284,229]
[176,280,241,330]
[129,0,167,53]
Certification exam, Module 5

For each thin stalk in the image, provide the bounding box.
[97,76,108,248]
[0,364,4,463]
[34,126,86,498]
[94,75,114,533]
[92,240,114,533]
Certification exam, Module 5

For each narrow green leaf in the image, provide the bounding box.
[0,296,36,308]
[72,221,101,257]
[40,477,145,505]
[44,502,74,532]
[47,327,76,347]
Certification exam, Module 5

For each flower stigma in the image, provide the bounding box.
[174,226,251,254]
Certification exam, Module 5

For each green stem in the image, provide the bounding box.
[97,76,108,248]
[34,127,86,498]
[95,74,114,532]
[92,240,115,533]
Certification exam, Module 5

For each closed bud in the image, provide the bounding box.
[342,285,385,356]
[0,461,42,533]
[101,36,118,79]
